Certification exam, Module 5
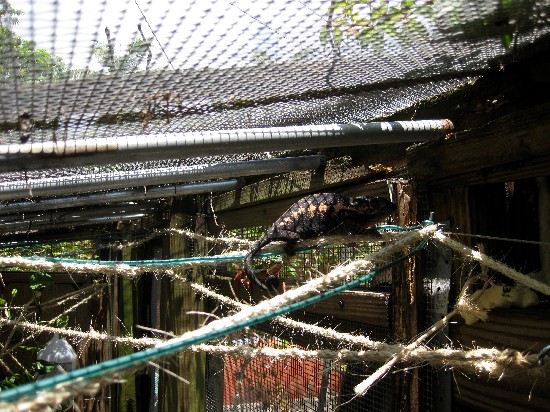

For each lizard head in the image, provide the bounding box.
[348,196,396,222]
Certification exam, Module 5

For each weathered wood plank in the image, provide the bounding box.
[159,203,196,412]
[390,180,421,412]
[452,309,550,354]
[117,247,137,411]
[305,290,389,328]
[210,179,391,230]
[453,373,549,412]
[452,309,550,411]
[207,277,389,328]
[408,103,550,187]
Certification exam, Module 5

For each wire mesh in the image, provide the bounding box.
[205,310,394,412]
[0,1,549,410]
[0,0,546,230]
[207,222,397,412]
[0,0,547,175]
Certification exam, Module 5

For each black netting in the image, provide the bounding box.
[0,1,549,410]
[0,0,547,227]
[0,0,547,170]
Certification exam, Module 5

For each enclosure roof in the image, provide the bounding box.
[0,0,548,233]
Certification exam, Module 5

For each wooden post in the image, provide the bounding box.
[390,180,421,412]
[117,239,137,411]
[159,199,206,412]
[190,213,207,409]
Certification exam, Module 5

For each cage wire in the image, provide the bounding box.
[0,226,549,410]
[0,0,549,411]
[205,281,394,412]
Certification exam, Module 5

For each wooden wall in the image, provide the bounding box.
[408,98,550,409]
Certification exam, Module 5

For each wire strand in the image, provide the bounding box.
[0,226,432,404]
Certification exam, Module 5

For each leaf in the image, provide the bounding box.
[333,26,344,51]
[30,272,54,291]
[32,361,55,375]
[500,33,512,50]
[55,314,69,329]
[19,345,40,353]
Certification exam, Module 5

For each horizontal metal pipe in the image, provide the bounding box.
[0,120,452,172]
[0,155,322,200]
[0,179,242,215]
[0,202,163,234]
[0,212,149,233]
[0,203,159,225]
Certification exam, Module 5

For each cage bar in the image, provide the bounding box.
[0,156,321,200]
[0,120,452,172]
[0,179,243,215]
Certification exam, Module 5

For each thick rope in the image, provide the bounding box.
[0,232,398,278]
[433,231,550,296]
[192,283,397,351]
[190,344,546,378]
[0,319,160,349]
[0,255,241,278]
[0,226,433,408]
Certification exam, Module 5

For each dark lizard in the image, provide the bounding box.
[243,193,396,291]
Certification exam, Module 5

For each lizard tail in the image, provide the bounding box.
[243,237,271,291]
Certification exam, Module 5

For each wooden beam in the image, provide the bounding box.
[159,202,193,412]
[206,277,389,328]
[408,103,550,188]
[209,179,391,230]
[390,180,421,412]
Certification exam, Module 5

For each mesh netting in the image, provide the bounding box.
[0,0,548,166]
[0,0,547,227]
[0,1,549,411]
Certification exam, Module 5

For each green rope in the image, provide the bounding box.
[0,238,427,403]
[378,220,433,232]
[10,223,429,267]
[24,254,245,266]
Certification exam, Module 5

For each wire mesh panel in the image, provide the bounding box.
[205,321,394,412]
[0,0,546,167]
[0,1,549,411]
[221,336,341,411]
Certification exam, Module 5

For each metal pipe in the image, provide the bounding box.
[0,179,242,215]
[0,120,452,172]
[0,203,159,225]
[0,155,322,200]
[0,202,161,233]
[0,213,149,233]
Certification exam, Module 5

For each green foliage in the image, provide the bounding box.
[0,26,67,81]
[0,0,23,26]
[0,287,16,319]
[0,361,55,390]
[0,284,57,392]
[322,0,546,52]
[0,239,95,261]
[322,0,433,51]
[0,1,68,82]
[93,37,152,75]
[439,0,550,50]
[30,272,54,291]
